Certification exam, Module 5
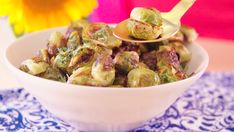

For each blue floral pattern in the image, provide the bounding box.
[0,89,74,132]
[0,72,234,132]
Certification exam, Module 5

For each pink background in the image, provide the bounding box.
[90,0,234,40]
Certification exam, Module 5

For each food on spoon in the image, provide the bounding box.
[130,7,162,26]
[127,7,163,40]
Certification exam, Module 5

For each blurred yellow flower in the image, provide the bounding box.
[0,0,97,36]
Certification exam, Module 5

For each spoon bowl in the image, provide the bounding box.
[113,18,180,43]
[113,0,195,43]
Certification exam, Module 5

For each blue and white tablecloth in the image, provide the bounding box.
[0,72,234,132]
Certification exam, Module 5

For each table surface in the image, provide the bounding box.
[0,19,234,89]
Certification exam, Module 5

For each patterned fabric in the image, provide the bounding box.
[0,72,234,132]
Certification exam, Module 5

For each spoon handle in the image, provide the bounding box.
[163,0,196,22]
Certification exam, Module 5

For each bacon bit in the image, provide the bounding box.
[176,71,186,79]
[47,44,58,57]
[103,56,114,70]
[157,49,181,71]
[141,50,157,71]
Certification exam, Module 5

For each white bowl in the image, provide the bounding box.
[4,27,209,132]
